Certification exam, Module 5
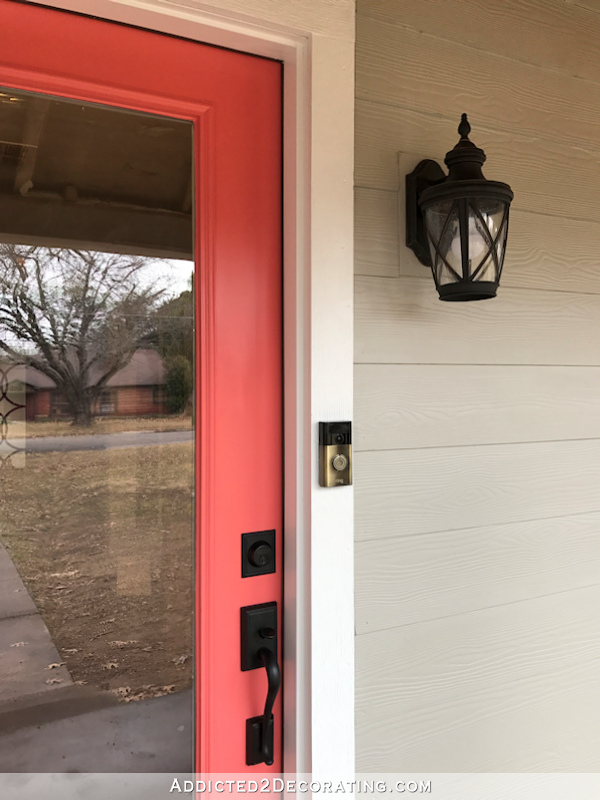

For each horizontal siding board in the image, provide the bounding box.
[356,586,600,771]
[572,0,600,13]
[354,187,399,277]
[355,512,600,633]
[356,14,600,153]
[355,276,600,366]
[396,155,600,293]
[354,364,600,451]
[355,100,600,223]
[358,0,600,86]
[355,439,600,541]
[500,211,600,293]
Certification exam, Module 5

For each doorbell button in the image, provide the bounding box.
[331,453,348,472]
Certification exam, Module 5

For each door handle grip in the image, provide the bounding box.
[257,645,281,766]
[241,602,279,766]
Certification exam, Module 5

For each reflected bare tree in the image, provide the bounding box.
[0,244,163,426]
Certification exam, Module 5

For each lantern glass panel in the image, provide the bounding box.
[425,197,509,287]
[424,199,460,287]
[469,197,509,282]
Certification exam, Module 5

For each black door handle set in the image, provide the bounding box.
[241,601,281,766]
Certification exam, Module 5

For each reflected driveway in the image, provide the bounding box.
[12,429,193,453]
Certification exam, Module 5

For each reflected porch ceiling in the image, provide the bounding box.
[0,90,194,258]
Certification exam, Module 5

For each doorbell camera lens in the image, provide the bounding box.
[334,433,345,444]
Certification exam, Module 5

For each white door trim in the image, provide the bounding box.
[23,0,356,777]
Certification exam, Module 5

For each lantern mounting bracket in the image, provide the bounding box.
[405,159,446,267]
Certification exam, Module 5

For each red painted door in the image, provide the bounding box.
[0,0,282,774]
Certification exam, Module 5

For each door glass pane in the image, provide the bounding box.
[0,88,195,772]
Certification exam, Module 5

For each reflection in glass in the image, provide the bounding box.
[0,89,195,772]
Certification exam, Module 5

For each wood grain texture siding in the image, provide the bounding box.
[354,365,600,451]
[353,0,600,773]
[356,277,600,366]
[354,187,398,277]
[571,0,600,14]
[356,14,600,153]
[358,0,600,86]
[355,100,600,224]
[355,512,600,633]
[356,585,600,771]
[355,439,600,542]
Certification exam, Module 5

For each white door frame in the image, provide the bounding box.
[23,0,356,777]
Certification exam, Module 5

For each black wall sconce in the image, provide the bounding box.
[406,114,513,301]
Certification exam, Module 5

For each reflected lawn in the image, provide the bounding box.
[0,442,194,701]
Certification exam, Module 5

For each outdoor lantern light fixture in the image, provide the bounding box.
[406,114,514,301]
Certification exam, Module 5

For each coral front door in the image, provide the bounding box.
[0,0,282,774]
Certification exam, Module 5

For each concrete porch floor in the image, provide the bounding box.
[0,539,193,772]
[0,687,193,772]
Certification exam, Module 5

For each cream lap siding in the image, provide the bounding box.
[354,0,600,772]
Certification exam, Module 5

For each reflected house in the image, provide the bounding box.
[0,362,54,422]
[15,348,169,420]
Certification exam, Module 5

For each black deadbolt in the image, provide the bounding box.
[242,530,276,577]
[249,542,273,568]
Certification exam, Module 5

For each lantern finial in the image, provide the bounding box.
[458,113,471,139]
[445,114,486,175]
